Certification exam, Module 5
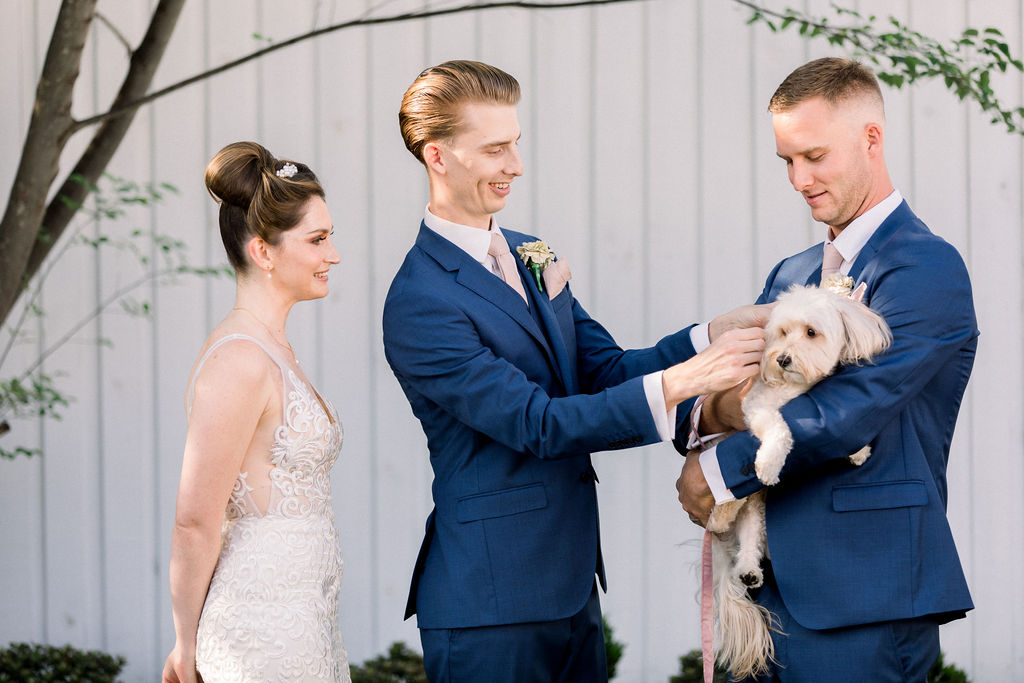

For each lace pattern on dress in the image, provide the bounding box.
[190,334,350,682]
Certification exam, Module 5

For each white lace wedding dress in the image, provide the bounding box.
[189,334,350,682]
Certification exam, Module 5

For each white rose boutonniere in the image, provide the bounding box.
[516,240,556,292]
[821,273,868,303]
[821,273,855,296]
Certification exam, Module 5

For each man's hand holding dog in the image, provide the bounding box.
[677,452,714,527]
[699,379,753,434]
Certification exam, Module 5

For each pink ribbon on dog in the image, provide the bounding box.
[701,528,715,683]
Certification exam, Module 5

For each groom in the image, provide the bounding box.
[383,60,767,682]
[678,58,978,681]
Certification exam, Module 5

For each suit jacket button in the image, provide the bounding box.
[579,472,592,483]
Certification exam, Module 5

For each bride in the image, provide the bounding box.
[162,141,349,682]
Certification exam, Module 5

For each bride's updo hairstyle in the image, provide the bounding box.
[204,141,324,275]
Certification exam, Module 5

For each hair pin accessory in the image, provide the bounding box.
[276,163,298,179]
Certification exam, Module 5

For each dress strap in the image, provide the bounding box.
[186,333,290,418]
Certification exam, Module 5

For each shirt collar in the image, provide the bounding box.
[828,189,903,263]
[423,206,500,265]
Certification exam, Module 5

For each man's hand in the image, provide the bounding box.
[662,327,765,411]
[677,451,715,527]
[709,303,774,342]
[699,378,754,434]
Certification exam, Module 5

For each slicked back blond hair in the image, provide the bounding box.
[399,60,520,164]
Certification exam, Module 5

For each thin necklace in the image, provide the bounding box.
[232,307,298,362]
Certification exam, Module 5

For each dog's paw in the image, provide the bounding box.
[755,459,782,486]
[848,446,871,466]
[738,567,764,588]
[706,513,730,535]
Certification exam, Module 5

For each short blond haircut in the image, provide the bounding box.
[399,60,520,164]
[769,57,883,115]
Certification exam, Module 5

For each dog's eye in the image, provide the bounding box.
[806,327,817,338]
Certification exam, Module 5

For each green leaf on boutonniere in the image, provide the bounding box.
[516,240,555,292]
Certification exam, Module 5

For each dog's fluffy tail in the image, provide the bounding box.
[713,537,778,679]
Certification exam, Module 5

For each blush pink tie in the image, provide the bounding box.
[488,232,529,304]
[821,241,843,281]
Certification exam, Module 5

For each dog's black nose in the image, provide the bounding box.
[777,354,791,369]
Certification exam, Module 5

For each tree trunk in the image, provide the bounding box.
[0,0,639,329]
[23,0,188,294]
[0,0,96,326]
[0,0,187,327]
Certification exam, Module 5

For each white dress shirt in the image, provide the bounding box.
[422,206,693,443]
[695,190,903,503]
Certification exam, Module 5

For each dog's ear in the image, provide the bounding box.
[836,296,893,364]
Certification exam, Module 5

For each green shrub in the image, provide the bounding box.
[669,648,728,683]
[350,642,428,683]
[928,651,970,683]
[0,642,125,683]
[603,614,625,680]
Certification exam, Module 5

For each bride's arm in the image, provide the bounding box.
[163,343,273,683]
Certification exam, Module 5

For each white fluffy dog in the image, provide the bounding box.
[704,283,892,679]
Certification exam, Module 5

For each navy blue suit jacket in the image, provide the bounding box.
[704,201,977,630]
[383,224,697,629]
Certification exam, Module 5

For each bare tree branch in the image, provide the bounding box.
[19,266,179,382]
[0,0,645,329]
[0,0,97,330]
[93,11,134,58]
[22,0,187,293]
[71,0,647,131]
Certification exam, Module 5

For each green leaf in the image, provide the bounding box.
[877,72,906,89]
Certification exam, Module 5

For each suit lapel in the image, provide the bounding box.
[848,200,911,285]
[513,242,576,394]
[767,244,823,296]
[804,258,823,287]
[414,224,564,383]
[787,201,913,295]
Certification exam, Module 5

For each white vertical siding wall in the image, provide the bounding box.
[0,1,1020,680]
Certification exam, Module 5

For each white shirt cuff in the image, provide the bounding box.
[643,371,677,442]
[684,400,729,451]
[699,446,735,503]
[690,323,711,353]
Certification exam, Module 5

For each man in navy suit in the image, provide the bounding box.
[383,60,769,682]
[678,58,978,681]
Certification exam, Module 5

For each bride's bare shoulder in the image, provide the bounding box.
[188,330,278,400]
